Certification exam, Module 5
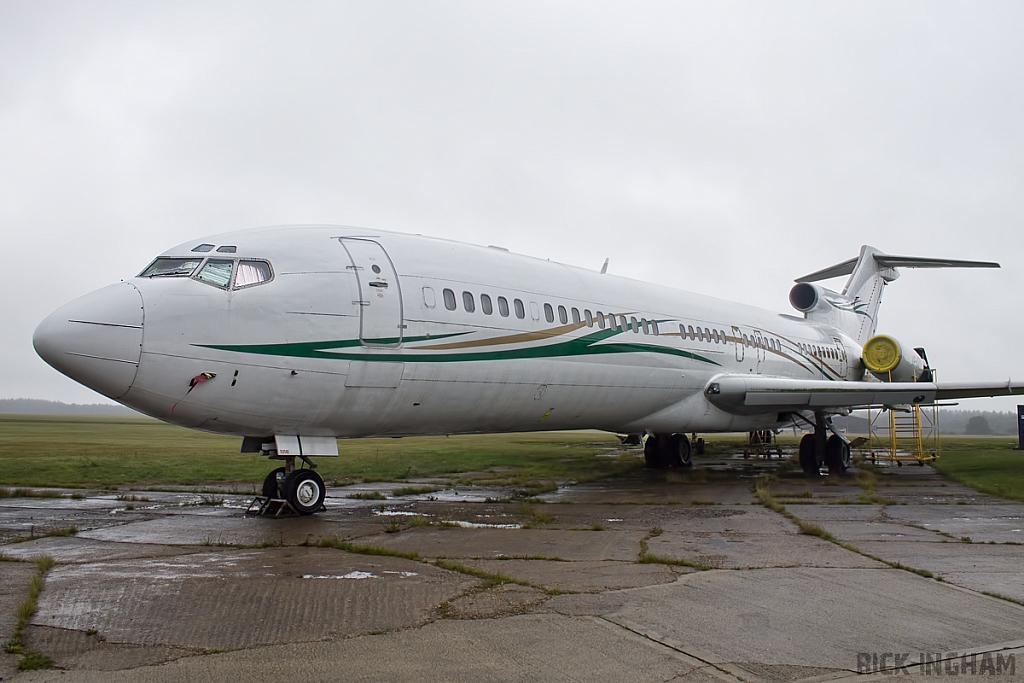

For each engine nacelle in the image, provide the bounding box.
[789,282,834,314]
[861,335,929,382]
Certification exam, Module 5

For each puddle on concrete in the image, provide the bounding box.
[445,520,522,529]
[303,571,377,580]
[373,508,422,517]
[301,569,419,580]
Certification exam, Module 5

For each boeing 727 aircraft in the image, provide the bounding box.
[33,226,1023,514]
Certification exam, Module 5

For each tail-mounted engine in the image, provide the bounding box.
[789,282,836,315]
[861,334,932,382]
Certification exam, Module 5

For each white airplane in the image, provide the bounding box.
[33,225,1023,514]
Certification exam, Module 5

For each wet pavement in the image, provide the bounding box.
[1,450,1023,682]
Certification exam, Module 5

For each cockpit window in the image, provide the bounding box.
[234,260,272,288]
[216,245,237,253]
[140,257,203,278]
[191,244,215,253]
[195,259,234,288]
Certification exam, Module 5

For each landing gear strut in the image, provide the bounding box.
[643,433,693,469]
[798,414,851,476]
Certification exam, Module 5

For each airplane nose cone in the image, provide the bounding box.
[33,282,144,400]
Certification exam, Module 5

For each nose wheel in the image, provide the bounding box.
[250,458,326,516]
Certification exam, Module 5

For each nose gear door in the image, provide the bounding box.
[339,238,404,347]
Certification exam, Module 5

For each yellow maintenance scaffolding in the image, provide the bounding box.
[866,399,940,466]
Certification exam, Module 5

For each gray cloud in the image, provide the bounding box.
[3,1,1022,410]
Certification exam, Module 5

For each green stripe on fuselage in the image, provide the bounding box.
[194,328,721,366]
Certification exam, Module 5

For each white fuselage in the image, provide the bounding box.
[35,226,864,439]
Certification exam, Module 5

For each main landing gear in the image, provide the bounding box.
[644,433,693,469]
[250,456,326,516]
[798,414,851,476]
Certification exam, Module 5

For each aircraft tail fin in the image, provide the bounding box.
[790,246,998,345]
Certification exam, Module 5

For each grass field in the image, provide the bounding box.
[2,415,1022,499]
[930,436,1024,502]
[0,414,642,492]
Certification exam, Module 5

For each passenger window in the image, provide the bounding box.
[530,302,540,320]
[497,296,509,317]
[195,259,233,288]
[422,286,436,308]
[558,305,568,325]
[678,324,685,337]
[544,303,554,323]
[651,321,659,336]
[443,289,457,311]
[140,257,203,278]
[712,329,718,344]
[571,308,581,325]
[463,291,475,313]
[235,260,272,288]
[687,325,695,339]
[743,334,750,347]
[705,328,711,342]
[514,298,525,319]
[630,316,639,333]
[641,319,649,334]
[596,311,606,329]
[584,309,593,327]
[618,315,627,330]
[481,294,493,315]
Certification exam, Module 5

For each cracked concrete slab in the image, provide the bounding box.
[16,614,702,683]
[645,529,885,569]
[32,547,476,651]
[587,568,1024,670]
[462,558,685,592]
[360,526,645,561]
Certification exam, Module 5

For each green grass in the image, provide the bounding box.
[392,485,441,496]
[5,555,56,671]
[0,415,639,488]
[346,490,387,500]
[931,438,1024,502]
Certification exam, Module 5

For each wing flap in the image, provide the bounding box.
[706,375,1024,415]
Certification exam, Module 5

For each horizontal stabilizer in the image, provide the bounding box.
[796,252,999,283]
[873,255,1000,270]
[705,375,1024,415]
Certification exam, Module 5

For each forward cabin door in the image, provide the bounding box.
[340,239,404,347]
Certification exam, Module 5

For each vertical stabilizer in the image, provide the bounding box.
[791,247,998,346]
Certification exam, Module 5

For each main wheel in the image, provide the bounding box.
[262,467,286,499]
[799,434,819,475]
[824,435,851,475]
[644,435,663,468]
[284,469,326,515]
[670,434,692,467]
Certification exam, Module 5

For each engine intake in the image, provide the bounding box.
[862,335,930,382]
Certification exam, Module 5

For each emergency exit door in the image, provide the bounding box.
[340,238,404,347]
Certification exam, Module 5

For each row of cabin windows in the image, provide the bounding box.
[439,288,662,335]
[680,325,843,363]
[437,287,843,359]
[680,325,728,344]
[800,342,843,361]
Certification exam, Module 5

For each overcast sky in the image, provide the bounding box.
[3,1,1023,411]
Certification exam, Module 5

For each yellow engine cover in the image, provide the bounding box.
[862,335,901,373]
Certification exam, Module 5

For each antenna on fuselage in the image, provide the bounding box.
[600,258,609,274]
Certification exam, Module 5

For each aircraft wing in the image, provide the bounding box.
[705,375,1024,415]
